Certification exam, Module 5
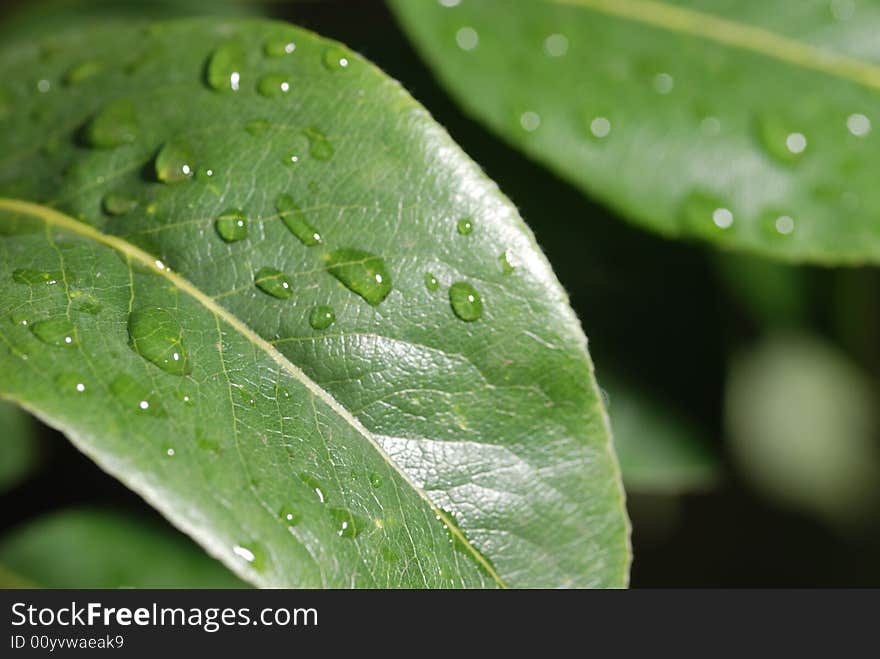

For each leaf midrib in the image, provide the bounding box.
[0,196,507,589]
[551,0,880,91]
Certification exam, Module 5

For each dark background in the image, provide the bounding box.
[2,0,879,586]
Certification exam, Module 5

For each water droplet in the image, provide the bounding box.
[299,473,327,503]
[196,167,216,182]
[110,374,164,415]
[589,116,611,139]
[425,273,439,291]
[449,282,483,322]
[303,127,334,161]
[102,192,138,216]
[276,194,321,245]
[279,506,301,527]
[128,307,190,375]
[258,74,291,97]
[652,72,674,94]
[245,119,270,136]
[31,319,76,346]
[308,305,335,330]
[325,249,392,306]
[456,218,473,235]
[847,113,871,137]
[10,313,28,327]
[519,111,541,132]
[681,191,735,235]
[254,267,293,299]
[206,42,243,92]
[328,508,364,538]
[232,543,265,570]
[64,59,103,85]
[36,79,51,93]
[759,209,796,238]
[439,0,461,6]
[543,33,568,57]
[322,47,350,71]
[232,383,257,407]
[755,113,807,163]
[456,26,479,51]
[56,372,88,394]
[499,250,515,274]
[12,268,61,285]
[85,99,137,148]
[369,473,383,488]
[264,38,296,58]
[215,208,248,242]
[155,138,195,182]
[164,447,175,457]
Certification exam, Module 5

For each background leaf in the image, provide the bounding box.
[0,401,39,494]
[390,0,880,263]
[0,507,246,588]
[0,17,629,587]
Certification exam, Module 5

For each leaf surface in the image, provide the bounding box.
[0,18,629,587]
[391,0,880,263]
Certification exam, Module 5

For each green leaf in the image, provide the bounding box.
[0,400,39,493]
[390,0,880,264]
[605,378,719,493]
[0,507,246,588]
[0,18,629,587]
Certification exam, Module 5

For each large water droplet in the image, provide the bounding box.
[680,191,735,235]
[265,38,296,58]
[155,138,195,182]
[254,267,293,299]
[457,218,473,235]
[449,282,483,321]
[215,208,248,242]
[325,249,392,306]
[276,194,321,245]
[31,319,76,346]
[206,42,243,92]
[102,192,138,216]
[85,99,138,148]
[425,273,439,291]
[328,508,364,539]
[309,305,335,330]
[300,473,328,503]
[303,127,333,161]
[322,47,350,71]
[258,74,291,97]
[755,113,807,164]
[128,307,190,375]
[64,59,103,85]
[12,268,61,285]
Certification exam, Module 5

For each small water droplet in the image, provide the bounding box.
[165,447,175,457]
[64,59,103,85]
[232,383,257,407]
[36,79,51,93]
[652,72,674,94]
[196,167,216,182]
[543,33,568,57]
[155,138,195,182]
[276,194,321,245]
[215,208,248,242]
[258,74,291,97]
[759,209,796,238]
[264,38,296,58]
[309,305,335,330]
[519,111,541,132]
[588,116,611,139]
[847,113,871,137]
[325,249,392,306]
[31,318,76,346]
[449,282,483,322]
[456,26,479,51]
[279,506,301,527]
[12,268,61,285]
[425,273,439,291]
[322,47,350,71]
[329,508,364,538]
[232,543,265,570]
[245,119,270,136]
[456,218,473,235]
[206,42,243,92]
[700,116,721,136]
[299,473,327,503]
[369,473,383,488]
[56,372,88,394]
[499,250,515,274]
[110,374,164,416]
[254,267,293,299]
[102,192,138,216]
[128,307,190,375]
[755,113,807,164]
[303,127,334,160]
[85,99,138,148]
[681,191,735,235]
